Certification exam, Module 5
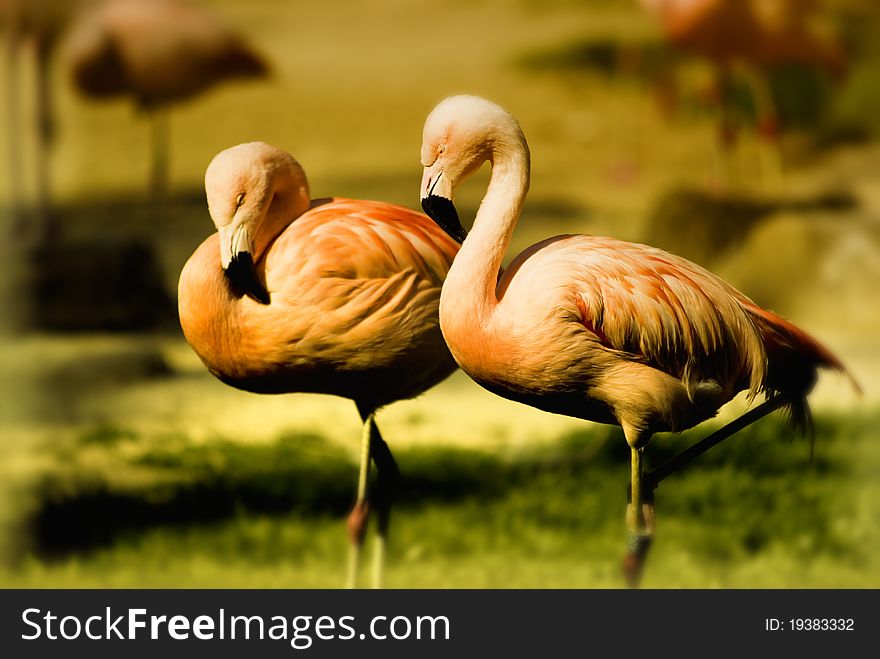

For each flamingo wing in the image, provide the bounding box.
[505,235,770,398]
[563,235,854,434]
[290,198,459,287]
[251,198,459,377]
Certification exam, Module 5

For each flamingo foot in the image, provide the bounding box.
[346,500,370,589]
[623,502,654,588]
[623,530,653,588]
[347,500,370,546]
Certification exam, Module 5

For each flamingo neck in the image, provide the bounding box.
[444,142,530,325]
[254,177,310,263]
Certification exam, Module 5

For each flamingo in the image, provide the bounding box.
[178,142,459,588]
[2,0,84,238]
[640,0,845,75]
[639,0,845,180]
[64,0,268,201]
[418,95,856,587]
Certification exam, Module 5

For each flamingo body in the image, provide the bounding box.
[641,0,845,75]
[179,197,458,408]
[423,95,849,445]
[442,231,843,444]
[65,0,267,107]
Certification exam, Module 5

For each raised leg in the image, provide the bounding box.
[367,418,399,589]
[647,396,787,487]
[624,446,654,588]
[346,411,372,589]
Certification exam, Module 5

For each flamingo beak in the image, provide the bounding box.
[420,169,467,244]
[219,223,270,304]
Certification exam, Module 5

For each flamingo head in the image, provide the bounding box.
[419,95,526,243]
[205,142,310,304]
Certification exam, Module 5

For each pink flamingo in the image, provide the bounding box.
[419,96,856,586]
[640,0,845,171]
[640,0,844,75]
[178,142,459,588]
[65,0,268,200]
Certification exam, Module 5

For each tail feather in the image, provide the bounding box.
[748,304,858,391]
[781,396,815,459]
[744,304,859,445]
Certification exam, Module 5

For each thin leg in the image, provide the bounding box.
[5,34,23,236]
[368,418,399,589]
[346,411,372,589]
[34,41,54,241]
[714,66,738,192]
[646,395,787,488]
[624,447,654,588]
[149,106,170,205]
[621,396,787,587]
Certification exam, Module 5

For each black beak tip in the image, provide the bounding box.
[250,285,271,305]
[224,251,270,305]
[421,194,467,245]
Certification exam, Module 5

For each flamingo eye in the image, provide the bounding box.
[437,144,446,155]
[235,193,245,209]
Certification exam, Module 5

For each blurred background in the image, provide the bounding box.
[0,0,876,588]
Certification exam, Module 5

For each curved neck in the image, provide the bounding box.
[253,174,310,262]
[445,142,530,323]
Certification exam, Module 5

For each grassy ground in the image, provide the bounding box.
[0,407,876,588]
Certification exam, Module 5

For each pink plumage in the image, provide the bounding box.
[419,95,856,586]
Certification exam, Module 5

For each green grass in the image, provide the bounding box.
[1,409,876,588]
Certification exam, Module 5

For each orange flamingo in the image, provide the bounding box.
[419,96,856,587]
[178,142,459,588]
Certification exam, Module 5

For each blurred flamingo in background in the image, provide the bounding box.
[639,0,846,179]
[419,95,856,587]
[178,142,460,588]
[64,0,268,201]
[641,0,845,73]
[2,0,267,232]
[2,0,83,239]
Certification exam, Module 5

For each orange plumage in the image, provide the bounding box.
[178,142,459,587]
[179,196,458,407]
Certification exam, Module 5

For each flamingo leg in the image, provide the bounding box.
[5,33,23,235]
[367,419,399,589]
[714,65,739,190]
[622,396,787,587]
[34,40,54,241]
[646,395,787,487]
[148,106,170,206]
[624,447,655,588]
[346,411,372,589]
[742,67,784,191]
